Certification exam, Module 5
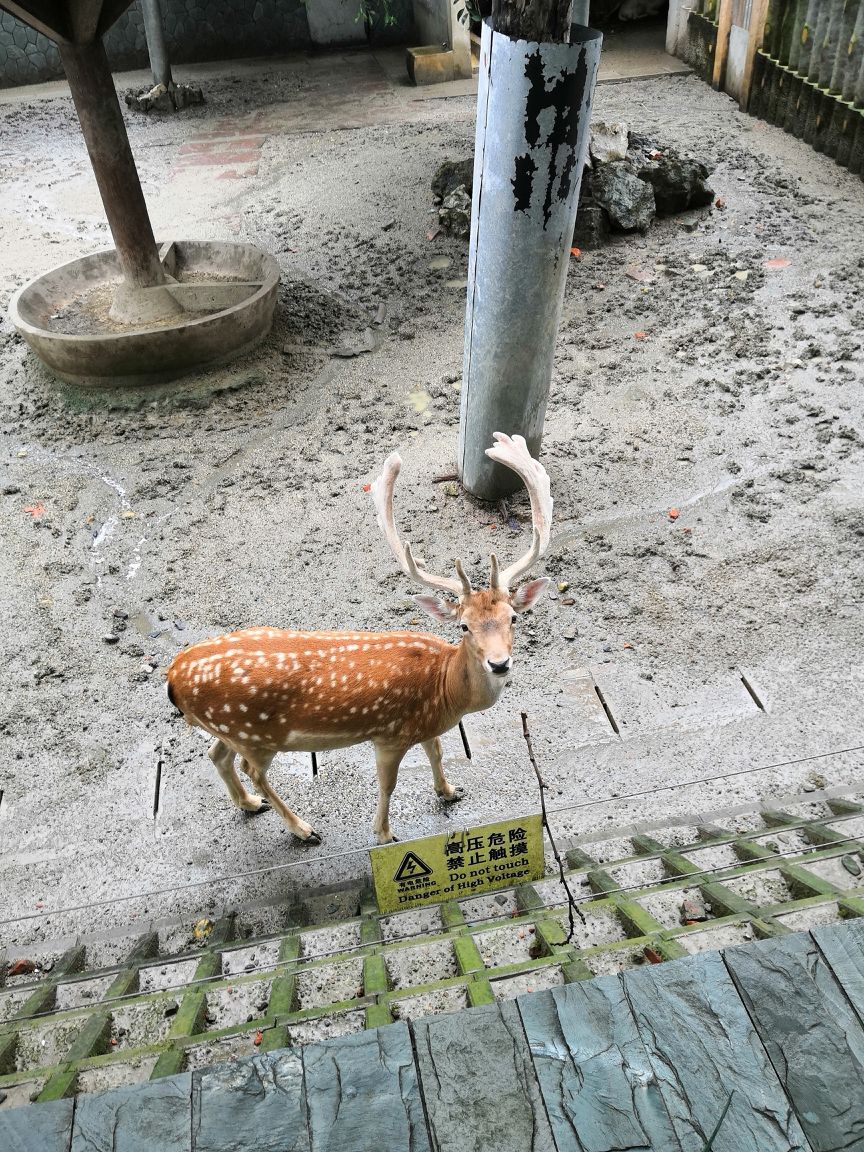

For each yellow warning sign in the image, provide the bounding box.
[370,815,545,915]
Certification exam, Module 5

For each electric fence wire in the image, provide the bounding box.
[6,824,864,1028]
[2,743,861,931]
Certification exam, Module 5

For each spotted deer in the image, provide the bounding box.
[166,433,552,844]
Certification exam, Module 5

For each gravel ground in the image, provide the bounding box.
[1,50,863,951]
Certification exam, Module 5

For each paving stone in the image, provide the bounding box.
[303,1023,429,1152]
[412,1000,555,1152]
[812,918,864,1018]
[0,1098,74,1152]
[623,952,812,1151]
[71,1073,192,1152]
[725,932,864,1150]
[518,975,680,1151]
[192,1049,307,1151]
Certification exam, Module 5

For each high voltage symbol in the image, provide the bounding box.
[393,851,433,882]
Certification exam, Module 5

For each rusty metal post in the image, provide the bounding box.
[57,38,165,291]
[141,0,173,89]
[458,21,602,500]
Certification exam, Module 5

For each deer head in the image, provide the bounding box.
[371,432,553,680]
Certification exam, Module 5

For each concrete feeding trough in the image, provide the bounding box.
[10,240,280,387]
[5,0,279,389]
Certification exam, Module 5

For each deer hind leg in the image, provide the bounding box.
[209,739,269,814]
[240,751,321,845]
[372,742,409,845]
[422,737,465,803]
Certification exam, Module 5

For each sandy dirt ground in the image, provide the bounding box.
[1,38,863,949]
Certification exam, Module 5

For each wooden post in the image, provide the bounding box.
[712,0,734,89]
[57,37,165,290]
[740,0,771,111]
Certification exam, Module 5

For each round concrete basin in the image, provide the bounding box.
[9,240,280,386]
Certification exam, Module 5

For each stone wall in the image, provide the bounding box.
[0,0,412,88]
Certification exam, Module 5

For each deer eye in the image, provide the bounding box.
[460,623,470,634]
[510,615,518,626]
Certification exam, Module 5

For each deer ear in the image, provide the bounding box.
[511,577,551,613]
[412,594,459,623]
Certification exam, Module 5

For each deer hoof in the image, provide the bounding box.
[243,797,270,816]
[294,827,321,845]
[439,784,466,803]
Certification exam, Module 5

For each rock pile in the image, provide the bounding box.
[576,122,715,247]
[125,82,205,114]
[431,159,473,238]
[431,125,713,247]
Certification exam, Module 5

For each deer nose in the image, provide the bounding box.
[488,657,512,676]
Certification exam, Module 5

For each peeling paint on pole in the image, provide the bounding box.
[459,20,602,500]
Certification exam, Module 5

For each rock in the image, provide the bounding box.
[841,854,862,877]
[329,327,380,358]
[573,202,610,249]
[562,626,578,641]
[590,120,629,165]
[681,896,708,923]
[102,634,119,645]
[432,158,473,201]
[2,483,20,495]
[439,186,471,238]
[591,162,655,232]
[633,148,714,215]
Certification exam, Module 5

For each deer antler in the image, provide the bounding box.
[485,433,553,590]
[371,453,471,598]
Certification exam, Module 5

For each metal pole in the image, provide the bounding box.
[140,0,173,89]
[572,1,590,24]
[57,38,165,291]
[458,21,601,500]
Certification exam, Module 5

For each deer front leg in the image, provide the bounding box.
[240,751,321,844]
[372,742,408,844]
[422,737,465,803]
[209,740,269,813]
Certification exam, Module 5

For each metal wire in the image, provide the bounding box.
[1,742,861,930]
[6,824,863,1028]
[544,744,864,818]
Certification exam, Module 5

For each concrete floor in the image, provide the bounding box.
[1,33,863,952]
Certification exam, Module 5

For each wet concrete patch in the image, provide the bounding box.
[15,1017,85,1071]
[608,857,669,890]
[390,984,469,1021]
[77,1054,158,1095]
[299,923,361,960]
[678,920,756,954]
[185,1027,272,1071]
[380,906,443,942]
[0,1078,44,1108]
[680,843,740,872]
[0,987,30,1023]
[220,941,281,978]
[773,901,842,931]
[492,965,564,1001]
[285,1008,366,1044]
[640,886,709,929]
[295,960,363,1009]
[459,891,518,922]
[55,974,115,1011]
[205,980,272,1030]
[384,940,458,990]
[795,855,864,891]
[138,958,200,993]
[112,998,179,1050]
[584,948,641,977]
[474,924,538,968]
[553,904,627,948]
